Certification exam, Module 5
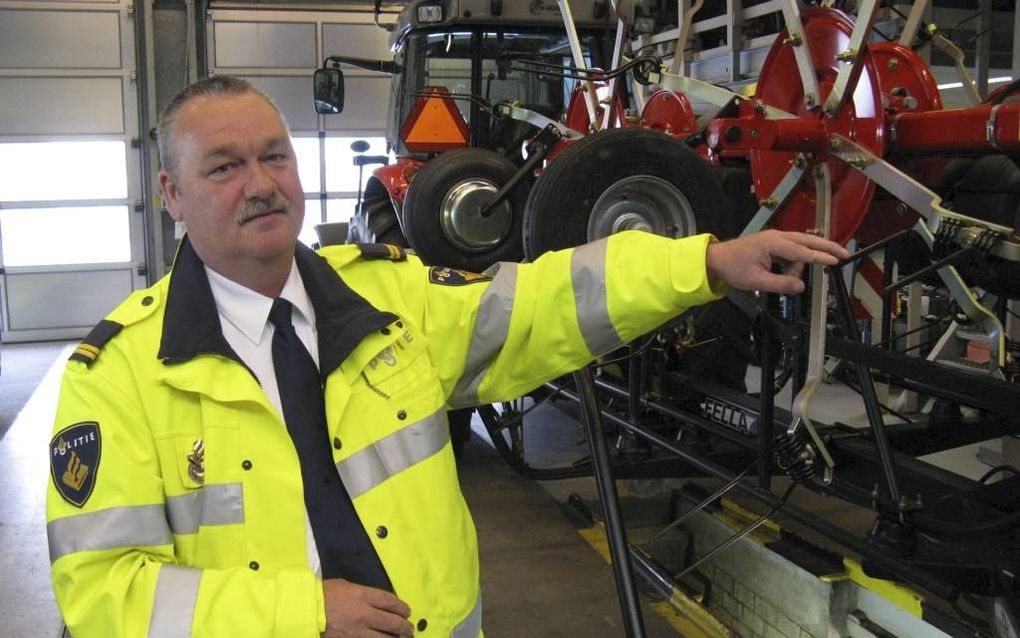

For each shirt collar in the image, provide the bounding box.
[205,260,316,346]
[159,237,397,377]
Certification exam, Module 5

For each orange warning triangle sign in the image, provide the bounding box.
[400,86,470,152]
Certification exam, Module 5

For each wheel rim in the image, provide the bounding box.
[587,175,697,241]
[440,179,514,252]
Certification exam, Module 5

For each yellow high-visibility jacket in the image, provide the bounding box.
[46,230,721,637]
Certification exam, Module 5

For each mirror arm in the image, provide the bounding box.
[323,56,399,75]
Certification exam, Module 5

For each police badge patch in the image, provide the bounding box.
[50,422,102,508]
[428,266,493,286]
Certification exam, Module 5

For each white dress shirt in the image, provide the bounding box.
[205,261,323,576]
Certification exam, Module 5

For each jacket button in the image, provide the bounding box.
[249,561,259,571]
[397,410,407,420]
[241,460,253,470]
[417,618,427,631]
[381,327,392,335]
[375,526,388,539]
[396,321,403,328]
[141,296,153,306]
[333,437,342,450]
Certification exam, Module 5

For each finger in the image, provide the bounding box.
[367,609,415,637]
[364,590,411,618]
[783,261,805,280]
[771,240,841,267]
[753,271,806,295]
[778,232,851,260]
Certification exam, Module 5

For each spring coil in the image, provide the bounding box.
[774,429,822,484]
[1005,341,1020,383]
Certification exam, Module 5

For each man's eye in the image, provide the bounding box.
[209,163,234,176]
[265,153,289,164]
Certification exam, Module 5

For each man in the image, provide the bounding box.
[46,76,848,637]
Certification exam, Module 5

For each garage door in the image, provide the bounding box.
[0,2,147,342]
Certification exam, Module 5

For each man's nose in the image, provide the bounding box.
[244,162,276,199]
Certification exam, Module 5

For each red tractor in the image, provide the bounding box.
[314,0,632,271]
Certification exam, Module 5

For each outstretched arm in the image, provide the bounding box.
[706,230,850,294]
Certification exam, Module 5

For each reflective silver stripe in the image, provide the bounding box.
[571,239,623,356]
[449,262,518,407]
[337,410,449,499]
[148,564,201,638]
[165,483,245,535]
[451,591,483,638]
[48,504,173,563]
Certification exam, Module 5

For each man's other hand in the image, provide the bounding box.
[705,230,850,294]
[322,579,414,637]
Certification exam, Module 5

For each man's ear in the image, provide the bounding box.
[159,169,183,222]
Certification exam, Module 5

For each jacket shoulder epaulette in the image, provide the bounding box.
[68,285,163,367]
[356,243,407,261]
[69,320,124,367]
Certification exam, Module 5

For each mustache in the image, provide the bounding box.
[236,195,290,225]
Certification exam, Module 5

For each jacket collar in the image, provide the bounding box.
[158,237,396,379]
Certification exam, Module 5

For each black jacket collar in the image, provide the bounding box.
[158,238,396,379]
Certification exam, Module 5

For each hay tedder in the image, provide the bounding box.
[317,0,1019,634]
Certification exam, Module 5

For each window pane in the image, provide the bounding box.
[1,206,131,266]
[291,136,321,193]
[324,136,390,192]
[0,141,127,201]
[298,198,322,247]
[325,198,357,224]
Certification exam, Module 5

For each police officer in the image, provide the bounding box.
[46,76,848,637]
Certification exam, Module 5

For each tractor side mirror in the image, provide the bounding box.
[314,68,345,114]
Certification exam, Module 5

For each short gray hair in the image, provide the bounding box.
[156,76,282,177]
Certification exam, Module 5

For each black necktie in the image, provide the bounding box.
[268,298,393,590]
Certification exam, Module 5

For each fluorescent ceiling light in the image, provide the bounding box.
[937,75,1012,90]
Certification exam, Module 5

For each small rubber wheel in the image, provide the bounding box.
[403,148,529,271]
[523,128,734,260]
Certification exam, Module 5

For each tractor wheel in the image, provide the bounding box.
[523,128,735,261]
[402,148,529,271]
[523,128,751,392]
[714,165,758,234]
[346,190,408,247]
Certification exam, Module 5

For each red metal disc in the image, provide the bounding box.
[872,42,942,114]
[751,8,886,245]
[564,81,625,134]
[856,41,942,241]
[639,89,698,140]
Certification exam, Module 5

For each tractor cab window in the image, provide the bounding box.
[394,28,605,155]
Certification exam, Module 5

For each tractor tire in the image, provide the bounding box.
[402,148,529,271]
[346,191,408,247]
[523,128,750,391]
[523,128,735,260]
[714,165,758,234]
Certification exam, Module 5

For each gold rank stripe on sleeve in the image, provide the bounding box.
[72,343,101,361]
[68,319,124,367]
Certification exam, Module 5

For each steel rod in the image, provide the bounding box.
[573,367,646,637]
[758,301,776,489]
[830,269,903,505]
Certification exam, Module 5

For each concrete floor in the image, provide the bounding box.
[0,343,71,637]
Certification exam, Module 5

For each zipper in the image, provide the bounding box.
[361,372,390,399]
